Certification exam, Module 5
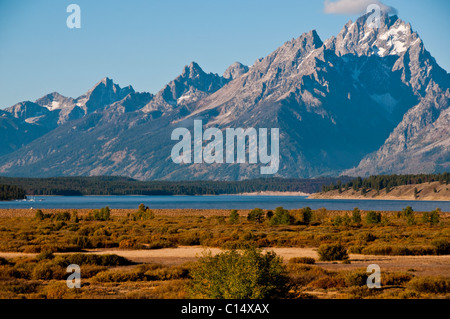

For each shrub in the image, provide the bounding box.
[34,209,45,221]
[432,239,450,255]
[1,280,39,295]
[32,262,65,280]
[73,235,91,249]
[269,207,292,225]
[143,265,190,281]
[343,270,368,287]
[382,272,414,286]
[348,246,363,254]
[119,239,143,249]
[189,247,290,299]
[147,239,176,249]
[92,270,144,283]
[341,213,351,226]
[131,204,154,221]
[309,276,345,289]
[365,211,381,224]
[361,245,434,256]
[289,257,315,265]
[92,206,111,221]
[0,257,9,266]
[70,211,79,223]
[44,282,79,299]
[318,243,349,261]
[407,276,450,294]
[36,250,55,261]
[228,210,240,224]
[301,207,313,224]
[358,232,376,242]
[332,216,343,227]
[402,206,416,225]
[352,208,362,224]
[247,208,264,223]
[54,254,133,267]
[313,208,327,224]
[55,212,71,221]
[177,233,200,246]
[422,210,440,225]
[78,265,107,278]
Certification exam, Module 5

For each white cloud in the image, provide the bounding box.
[324,0,397,15]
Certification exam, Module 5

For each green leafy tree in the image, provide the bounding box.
[189,247,290,299]
[269,207,291,225]
[247,208,264,223]
[229,210,240,224]
[35,209,45,221]
[422,209,440,225]
[352,208,362,224]
[93,206,111,221]
[365,211,381,224]
[131,204,154,221]
[402,206,416,225]
[332,216,343,227]
[301,207,313,224]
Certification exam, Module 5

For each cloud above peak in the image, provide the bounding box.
[324,0,397,15]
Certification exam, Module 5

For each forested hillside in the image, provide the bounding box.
[0,176,352,196]
[0,184,27,201]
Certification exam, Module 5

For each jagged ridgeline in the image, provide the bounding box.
[0,12,448,179]
[0,184,27,200]
[0,176,352,196]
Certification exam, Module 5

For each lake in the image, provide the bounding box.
[1,195,449,211]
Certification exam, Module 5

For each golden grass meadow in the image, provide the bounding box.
[0,206,448,299]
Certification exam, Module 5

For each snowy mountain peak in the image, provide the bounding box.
[35,92,74,111]
[334,12,418,58]
[0,13,448,179]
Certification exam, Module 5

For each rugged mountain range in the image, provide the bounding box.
[0,12,448,180]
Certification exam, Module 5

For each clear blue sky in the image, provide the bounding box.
[0,0,449,108]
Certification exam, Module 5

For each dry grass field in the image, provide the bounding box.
[0,206,448,299]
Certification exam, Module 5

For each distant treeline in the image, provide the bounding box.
[0,184,27,201]
[321,173,450,193]
[0,176,354,196]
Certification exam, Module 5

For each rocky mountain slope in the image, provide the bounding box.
[0,12,448,180]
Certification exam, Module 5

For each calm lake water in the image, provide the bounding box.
[1,195,449,212]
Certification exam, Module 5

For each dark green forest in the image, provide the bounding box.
[2,174,448,198]
[321,173,450,193]
[0,176,353,196]
[0,184,27,201]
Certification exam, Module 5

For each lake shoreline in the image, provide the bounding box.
[2,194,450,212]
